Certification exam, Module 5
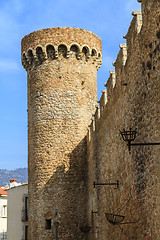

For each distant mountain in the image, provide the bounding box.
[0,168,28,187]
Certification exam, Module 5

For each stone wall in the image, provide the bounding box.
[87,1,160,239]
[21,28,102,240]
[21,1,160,239]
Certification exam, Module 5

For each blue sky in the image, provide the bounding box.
[0,0,141,170]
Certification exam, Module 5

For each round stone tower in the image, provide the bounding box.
[21,27,102,240]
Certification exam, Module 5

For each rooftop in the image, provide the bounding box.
[0,187,7,196]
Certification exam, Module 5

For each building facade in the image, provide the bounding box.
[7,183,28,240]
[21,0,160,239]
[0,187,7,240]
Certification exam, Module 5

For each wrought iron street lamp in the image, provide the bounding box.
[120,128,160,153]
[105,212,137,225]
[105,213,125,225]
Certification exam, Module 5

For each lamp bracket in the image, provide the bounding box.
[94,180,119,188]
[120,128,160,153]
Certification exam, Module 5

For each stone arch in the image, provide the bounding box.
[98,52,101,58]
[22,52,28,67]
[70,44,80,58]
[22,52,27,60]
[70,44,80,53]
[91,48,97,57]
[46,44,55,60]
[58,44,67,58]
[82,45,91,61]
[58,42,69,50]
[27,49,34,64]
[36,46,45,63]
[82,45,90,55]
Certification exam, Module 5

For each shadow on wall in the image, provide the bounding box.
[31,136,89,240]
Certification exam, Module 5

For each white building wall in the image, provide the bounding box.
[0,196,7,240]
[7,184,28,240]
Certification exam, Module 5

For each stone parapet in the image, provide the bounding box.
[22,27,102,71]
[124,10,142,58]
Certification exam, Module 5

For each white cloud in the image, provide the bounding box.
[0,59,19,71]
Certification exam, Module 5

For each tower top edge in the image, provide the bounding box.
[22,27,102,42]
[21,27,102,54]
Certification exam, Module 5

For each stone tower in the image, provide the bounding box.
[21,27,102,240]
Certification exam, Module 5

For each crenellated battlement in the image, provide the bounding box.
[124,10,142,58]
[22,42,102,71]
[21,27,102,71]
[87,0,160,144]
[87,3,147,142]
[99,90,107,115]
[94,104,100,129]
[111,10,142,78]
[104,70,116,103]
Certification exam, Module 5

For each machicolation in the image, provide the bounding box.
[22,27,102,71]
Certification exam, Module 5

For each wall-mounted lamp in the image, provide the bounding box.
[105,213,124,225]
[105,212,137,225]
[120,128,160,153]
[94,180,119,188]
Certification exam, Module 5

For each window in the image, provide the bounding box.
[2,205,7,217]
[1,230,7,240]
[25,197,28,221]
[25,225,28,240]
[45,219,51,229]
[22,196,28,221]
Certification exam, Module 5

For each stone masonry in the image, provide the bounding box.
[22,0,160,239]
[21,28,102,240]
[87,0,160,239]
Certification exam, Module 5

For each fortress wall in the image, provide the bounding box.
[87,1,160,239]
